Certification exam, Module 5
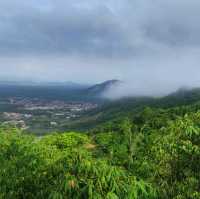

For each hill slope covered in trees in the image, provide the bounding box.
[0,90,200,198]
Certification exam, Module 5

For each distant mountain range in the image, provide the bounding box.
[0,79,122,101]
[0,80,122,99]
[0,80,197,103]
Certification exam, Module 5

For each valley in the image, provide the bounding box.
[0,96,97,135]
[0,80,121,134]
[0,81,200,198]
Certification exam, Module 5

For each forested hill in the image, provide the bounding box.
[65,87,200,130]
[1,87,200,198]
[0,88,200,198]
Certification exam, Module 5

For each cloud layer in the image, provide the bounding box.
[1,0,200,96]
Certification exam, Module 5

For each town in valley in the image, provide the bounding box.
[0,97,98,134]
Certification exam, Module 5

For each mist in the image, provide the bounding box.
[1,0,200,98]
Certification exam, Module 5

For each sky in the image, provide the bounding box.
[1,0,200,96]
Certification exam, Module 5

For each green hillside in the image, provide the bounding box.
[0,89,200,198]
[65,87,200,131]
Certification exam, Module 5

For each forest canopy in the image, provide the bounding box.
[0,103,199,198]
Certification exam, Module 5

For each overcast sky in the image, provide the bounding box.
[1,0,200,95]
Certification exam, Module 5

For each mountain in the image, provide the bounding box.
[0,80,123,102]
[85,80,122,98]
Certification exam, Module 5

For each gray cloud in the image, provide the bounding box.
[0,0,131,57]
[2,0,200,57]
[0,0,200,96]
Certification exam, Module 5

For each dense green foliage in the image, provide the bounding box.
[0,129,157,199]
[0,103,200,198]
[1,89,200,198]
